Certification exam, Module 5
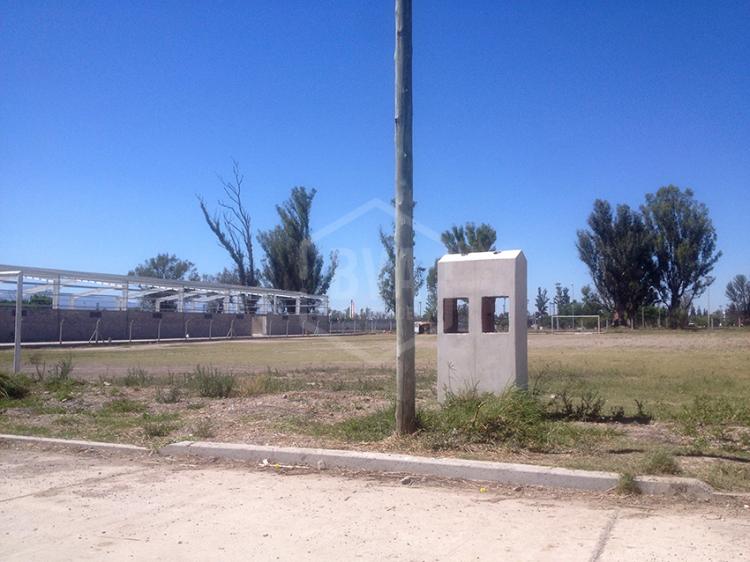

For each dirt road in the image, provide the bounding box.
[1,445,748,561]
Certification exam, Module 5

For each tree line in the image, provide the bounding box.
[378,184,743,330]
[129,167,745,328]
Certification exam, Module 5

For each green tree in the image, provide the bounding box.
[423,262,438,321]
[642,186,721,327]
[725,274,750,325]
[129,253,199,312]
[425,222,497,320]
[129,253,199,281]
[201,268,241,285]
[198,161,258,287]
[440,223,497,255]
[27,294,53,307]
[378,227,425,314]
[553,283,571,315]
[577,200,657,326]
[257,187,338,303]
[579,284,604,315]
[534,287,549,321]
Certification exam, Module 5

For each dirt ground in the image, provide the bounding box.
[2,443,749,561]
[2,330,749,491]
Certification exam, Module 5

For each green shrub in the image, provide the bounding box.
[549,389,606,421]
[642,449,681,475]
[0,372,30,400]
[419,388,548,450]
[49,378,78,401]
[192,366,235,398]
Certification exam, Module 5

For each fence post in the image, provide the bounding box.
[14,272,22,373]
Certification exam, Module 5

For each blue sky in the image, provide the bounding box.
[1,1,747,312]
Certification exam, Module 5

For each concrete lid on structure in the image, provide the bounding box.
[438,250,525,264]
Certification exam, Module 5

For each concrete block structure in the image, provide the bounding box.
[437,250,527,402]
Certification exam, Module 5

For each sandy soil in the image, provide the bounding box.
[2,443,749,561]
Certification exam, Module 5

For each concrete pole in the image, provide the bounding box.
[14,272,22,373]
[120,284,129,311]
[52,275,60,309]
[394,0,416,434]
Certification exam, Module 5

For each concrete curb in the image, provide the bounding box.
[160,441,715,499]
[0,434,149,454]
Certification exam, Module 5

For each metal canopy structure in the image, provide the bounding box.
[0,264,328,315]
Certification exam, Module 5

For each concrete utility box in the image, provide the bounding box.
[437,250,527,403]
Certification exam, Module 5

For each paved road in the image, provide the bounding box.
[1,445,748,561]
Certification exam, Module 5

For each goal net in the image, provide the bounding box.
[550,315,601,333]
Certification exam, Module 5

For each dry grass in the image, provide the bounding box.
[1,330,749,490]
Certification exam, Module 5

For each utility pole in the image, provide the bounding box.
[394,0,416,434]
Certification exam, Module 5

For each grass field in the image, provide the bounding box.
[1,330,749,491]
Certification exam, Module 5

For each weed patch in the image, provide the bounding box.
[547,389,606,421]
[293,405,396,442]
[642,449,681,475]
[241,373,295,397]
[123,367,150,387]
[679,396,750,432]
[191,366,235,398]
[0,372,30,400]
[700,462,750,492]
[33,354,75,383]
[329,405,395,441]
[155,386,181,404]
[142,413,178,437]
[616,472,640,495]
[419,389,549,450]
[193,417,215,439]
[100,398,147,414]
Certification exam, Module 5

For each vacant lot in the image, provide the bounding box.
[1,330,749,492]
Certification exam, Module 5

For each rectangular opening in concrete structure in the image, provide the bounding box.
[482,296,510,333]
[443,297,469,334]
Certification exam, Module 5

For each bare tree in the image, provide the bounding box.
[197,160,258,287]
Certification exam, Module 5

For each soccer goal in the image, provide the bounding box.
[550,314,601,333]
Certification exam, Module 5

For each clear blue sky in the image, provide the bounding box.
[1,1,747,312]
